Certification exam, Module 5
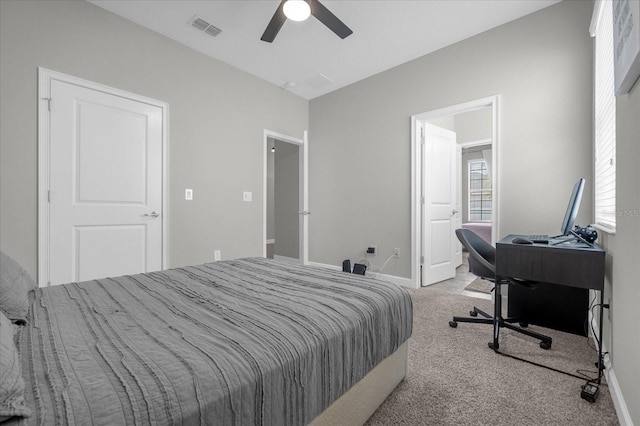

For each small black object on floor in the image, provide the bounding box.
[342,259,367,275]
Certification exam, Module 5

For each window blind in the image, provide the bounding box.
[591,0,616,230]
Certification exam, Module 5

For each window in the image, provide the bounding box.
[591,0,616,231]
[468,160,492,222]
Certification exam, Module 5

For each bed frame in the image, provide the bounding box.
[310,341,409,425]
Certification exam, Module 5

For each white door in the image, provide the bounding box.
[40,72,165,286]
[421,123,460,285]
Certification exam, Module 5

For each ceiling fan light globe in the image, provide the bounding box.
[283,0,311,22]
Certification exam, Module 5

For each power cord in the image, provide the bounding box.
[494,294,610,403]
[493,348,601,383]
[360,250,398,275]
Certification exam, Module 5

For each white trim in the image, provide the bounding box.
[411,95,499,289]
[306,261,414,288]
[37,67,169,286]
[589,0,606,37]
[460,138,492,148]
[263,129,308,264]
[588,310,632,425]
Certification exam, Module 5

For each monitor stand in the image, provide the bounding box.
[549,231,593,247]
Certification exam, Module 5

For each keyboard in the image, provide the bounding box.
[525,234,549,244]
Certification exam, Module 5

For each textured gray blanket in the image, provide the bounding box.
[12,258,412,425]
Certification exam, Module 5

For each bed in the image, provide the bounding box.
[461,222,492,244]
[0,256,412,426]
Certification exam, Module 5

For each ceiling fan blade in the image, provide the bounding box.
[309,0,353,39]
[261,0,287,43]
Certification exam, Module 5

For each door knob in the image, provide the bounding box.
[451,209,459,216]
[143,211,160,218]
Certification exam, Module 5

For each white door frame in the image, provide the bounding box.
[262,129,309,264]
[411,95,499,288]
[37,67,169,286]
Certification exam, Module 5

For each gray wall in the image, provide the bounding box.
[603,74,640,424]
[0,0,308,275]
[455,107,492,144]
[274,141,300,259]
[309,1,593,278]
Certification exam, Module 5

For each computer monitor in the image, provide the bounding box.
[558,177,585,237]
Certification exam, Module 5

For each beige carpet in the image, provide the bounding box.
[465,277,493,294]
[365,287,618,426]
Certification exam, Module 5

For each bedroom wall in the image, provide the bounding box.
[605,78,640,424]
[0,0,308,278]
[308,0,593,279]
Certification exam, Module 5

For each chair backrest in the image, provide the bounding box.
[455,228,496,281]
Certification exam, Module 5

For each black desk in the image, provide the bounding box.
[494,235,606,382]
[498,235,605,336]
[496,235,604,291]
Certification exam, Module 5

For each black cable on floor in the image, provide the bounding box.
[493,348,601,383]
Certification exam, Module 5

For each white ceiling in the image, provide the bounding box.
[89,0,560,100]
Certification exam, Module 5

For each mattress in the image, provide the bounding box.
[462,222,492,244]
[9,258,412,425]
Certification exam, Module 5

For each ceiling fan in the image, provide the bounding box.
[261,0,353,43]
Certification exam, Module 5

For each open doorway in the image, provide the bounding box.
[411,96,498,288]
[263,130,309,264]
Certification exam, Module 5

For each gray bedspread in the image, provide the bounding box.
[11,258,412,426]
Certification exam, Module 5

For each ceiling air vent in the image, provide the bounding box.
[190,16,222,38]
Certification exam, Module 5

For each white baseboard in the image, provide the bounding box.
[589,312,633,425]
[306,261,414,288]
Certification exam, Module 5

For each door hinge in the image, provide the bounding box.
[420,255,424,264]
[47,190,51,202]
[421,195,425,205]
[43,97,52,112]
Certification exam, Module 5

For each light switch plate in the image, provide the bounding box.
[243,191,252,202]
[185,189,193,200]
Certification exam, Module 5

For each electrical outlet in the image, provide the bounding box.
[367,245,377,255]
[214,250,221,261]
[393,248,400,258]
[185,188,193,200]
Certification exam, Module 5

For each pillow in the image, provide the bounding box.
[0,251,34,324]
[0,311,31,422]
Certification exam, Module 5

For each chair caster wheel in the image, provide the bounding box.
[540,341,552,350]
[488,342,499,350]
[449,321,458,328]
[469,310,478,317]
[519,322,528,328]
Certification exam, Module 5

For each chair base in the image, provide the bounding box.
[449,305,553,350]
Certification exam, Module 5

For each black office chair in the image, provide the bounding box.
[449,228,552,350]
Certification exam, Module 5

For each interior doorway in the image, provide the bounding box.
[411,96,499,288]
[263,130,309,264]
